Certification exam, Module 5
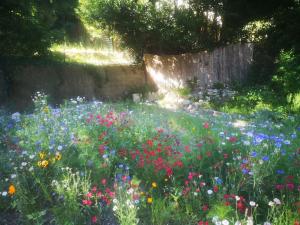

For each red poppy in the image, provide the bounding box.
[166,167,173,177]
[229,136,238,143]
[237,200,245,212]
[206,151,212,157]
[147,140,153,147]
[202,205,209,211]
[213,186,219,193]
[224,194,230,199]
[225,201,231,206]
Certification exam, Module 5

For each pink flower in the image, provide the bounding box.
[185,146,191,153]
[91,186,97,193]
[203,122,209,129]
[101,178,107,186]
[92,216,97,223]
[275,184,284,190]
[86,192,93,198]
[82,199,92,206]
[286,183,295,190]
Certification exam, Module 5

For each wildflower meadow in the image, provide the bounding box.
[0,93,299,225]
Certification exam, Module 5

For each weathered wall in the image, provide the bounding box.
[2,64,147,110]
[144,43,253,91]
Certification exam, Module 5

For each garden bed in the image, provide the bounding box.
[0,94,299,225]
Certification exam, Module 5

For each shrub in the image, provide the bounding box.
[272,50,300,104]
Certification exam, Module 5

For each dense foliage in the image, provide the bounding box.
[0,0,80,57]
[78,0,298,57]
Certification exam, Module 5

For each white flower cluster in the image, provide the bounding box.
[212,216,229,225]
[268,198,281,206]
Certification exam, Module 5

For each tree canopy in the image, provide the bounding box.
[78,0,299,58]
[0,0,79,57]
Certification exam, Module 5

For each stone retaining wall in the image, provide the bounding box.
[1,64,148,110]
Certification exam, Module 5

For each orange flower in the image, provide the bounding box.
[8,184,16,195]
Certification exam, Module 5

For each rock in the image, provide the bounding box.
[132,93,142,103]
[147,92,159,102]
[182,99,191,106]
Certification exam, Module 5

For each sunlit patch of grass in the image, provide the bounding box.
[50,43,134,65]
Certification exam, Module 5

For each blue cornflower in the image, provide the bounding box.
[242,168,249,174]
[275,142,282,148]
[276,169,285,175]
[250,152,257,157]
[115,173,122,181]
[281,150,286,155]
[242,159,248,164]
[262,156,269,161]
[215,177,223,185]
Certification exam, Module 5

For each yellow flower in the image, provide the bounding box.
[147,197,153,204]
[8,184,16,195]
[43,106,49,113]
[152,182,157,188]
[39,152,45,159]
[41,160,49,168]
[140,192,145,196]
[37,161,42,167]
[55,152,62,161]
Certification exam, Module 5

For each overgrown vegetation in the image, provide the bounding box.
[0,95,299,224]
[208,49,300,115]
